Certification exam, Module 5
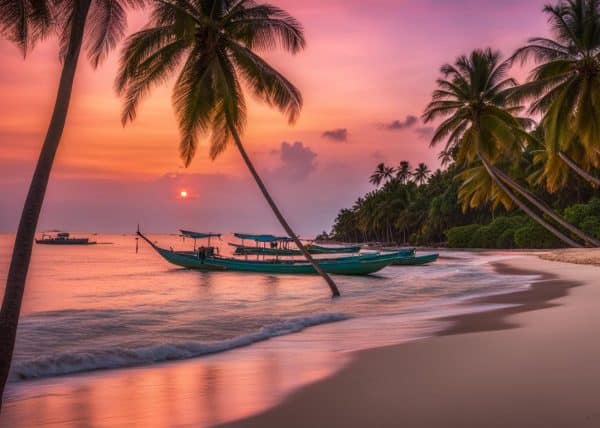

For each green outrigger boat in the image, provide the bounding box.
[138,231,399,275]
[230,233,362,256]
[392,253,439,266]
[229,242,364,256]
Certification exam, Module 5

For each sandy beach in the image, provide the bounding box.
[222,255,600,428]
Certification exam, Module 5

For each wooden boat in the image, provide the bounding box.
[231,232,363,256]
[306,243,362,254]
[138,231,398,275]
[35,232,96,245]
[229,242,299,256]
[392,253,439,266]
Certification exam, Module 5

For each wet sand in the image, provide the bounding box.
[222,257,600,428]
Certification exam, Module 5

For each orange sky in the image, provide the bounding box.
[0,0,550,234]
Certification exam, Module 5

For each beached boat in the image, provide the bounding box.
[229,242,365,256]
[138,231,398,275]
[392,253,439,266]
[35,232,96,245]
[231,232,362,256]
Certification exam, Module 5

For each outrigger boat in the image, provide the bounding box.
[392,252,439,266]
[137,230,399,275]
[230,232,362,256]
[36,232,96,245]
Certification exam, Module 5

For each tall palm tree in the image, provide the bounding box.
[413,162,431,185]
[510,0,600,188]
[396,160,411,183]
[370,163,386,186]
[116,0,340,297]
[423,48,594,247]
[0,0,144,406]
[438,149,453,167]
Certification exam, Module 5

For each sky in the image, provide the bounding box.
[0,0,550,235]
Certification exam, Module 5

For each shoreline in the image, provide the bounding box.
[0,253,574,427]
[222,255,598,428]
[438,261,578,335]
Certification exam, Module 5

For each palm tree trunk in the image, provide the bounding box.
[228,126,341,297]
[0,0,91,408]
[491,165,600,247]
[478,153,582,248]
[558,151,600,187]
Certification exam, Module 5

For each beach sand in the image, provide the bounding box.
[222,256,600,428]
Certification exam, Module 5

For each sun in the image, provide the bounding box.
[180,190,188,198]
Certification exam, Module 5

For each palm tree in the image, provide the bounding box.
[438,149,453,167]
[396,160,411,183]
[510,0,600,188]
[423,48,595,247]
[370,163,386,186]
[0,0,144,406]
[116,0,340,297]
[383,165,395,183]
[0,0,51,55]
[413,162,431,185]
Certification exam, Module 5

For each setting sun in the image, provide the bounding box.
[180,190,188,198]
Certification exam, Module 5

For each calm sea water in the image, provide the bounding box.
[0,233,535,385]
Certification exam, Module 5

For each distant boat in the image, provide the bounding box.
[35,232,96,245]
[138,230,399,275]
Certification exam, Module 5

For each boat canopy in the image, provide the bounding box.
[180,230,221,239]
[234,233,293,243]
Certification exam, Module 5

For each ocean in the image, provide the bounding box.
[0,233,537,426]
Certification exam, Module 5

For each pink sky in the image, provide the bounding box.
[0,0,550,234]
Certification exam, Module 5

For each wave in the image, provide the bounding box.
[11,312,349,381]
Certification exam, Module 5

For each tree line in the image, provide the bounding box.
[329,0,600,249]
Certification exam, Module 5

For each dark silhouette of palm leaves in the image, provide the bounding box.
[116,0,305,166]
[396,160,411,183]
[413,162,430,185]
[510,0,600,189]
[0,0,51,55]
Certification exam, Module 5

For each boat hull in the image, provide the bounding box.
[230,242,363,256]
[35,238,95,245]
[392,253,439,266]
[155,247,397,275]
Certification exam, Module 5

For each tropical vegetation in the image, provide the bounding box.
[329,0,600,250]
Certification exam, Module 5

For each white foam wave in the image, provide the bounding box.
[12,313,349,381]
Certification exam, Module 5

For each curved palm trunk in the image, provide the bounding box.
[558,151,600,187]
[478,153,582,248]
[229,126,341,297]
[0,0,91,407]
[491,165,600,247]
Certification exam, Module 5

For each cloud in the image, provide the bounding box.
[380,115,418,130]
[415,127,435,139]
[274,141,318,182]
[321,128,348,142]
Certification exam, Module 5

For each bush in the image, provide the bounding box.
[564,203,593,226]
[496,228,517,248]
[468,216,528,248]
[447,224,481,248]
[514,222,562,249]
[580,216,600,239]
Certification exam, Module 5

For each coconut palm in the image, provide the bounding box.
[510,0,600,188]
[438,149,453,167]
[0,0,145,406]
[0,0,52,55]
[116,0,340,297]
[396,160,411,183]
[413,162,431,185]
[423,48,594,247]
[370,163,386,186]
